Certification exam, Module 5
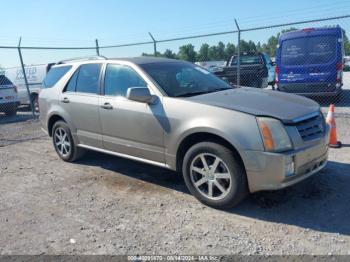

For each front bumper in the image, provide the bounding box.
[241,136,329,193]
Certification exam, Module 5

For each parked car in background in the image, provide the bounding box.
[0,75,19,116]
[263,53,276,86]
[275,26,344,99]
[195,61,226,71]
[40,56,329,209]
[213,52,272,88]
[5,63,54,111]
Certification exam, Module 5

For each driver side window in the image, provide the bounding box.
[104,64,147,97]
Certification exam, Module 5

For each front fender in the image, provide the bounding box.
[163,99,264,169]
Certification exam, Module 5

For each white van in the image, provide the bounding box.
[5,64,53,109]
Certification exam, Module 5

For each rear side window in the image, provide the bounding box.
[75,64,101,94]
[43,66,72,88]
[65,69,79,92]
[0,75,13,86]
[281,36,337,66]
[229,55,262,65]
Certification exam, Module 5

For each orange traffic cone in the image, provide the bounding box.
[326,104,342,148]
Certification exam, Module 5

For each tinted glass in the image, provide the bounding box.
[65,68,79,92]
[76,64,101,94]
[230,55,262,65]
[43,66,72,88]
[141,62,232,97]
[281,36,337,65]
[0,75,13,86]
[308,36,336,64]
[104,64,147,97]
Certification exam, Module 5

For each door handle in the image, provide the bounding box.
[61,97,70,103]
[101,102,113,110]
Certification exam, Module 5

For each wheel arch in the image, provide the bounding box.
[47,114,66,137]
[175,132,246,174]
[30,91,39,98]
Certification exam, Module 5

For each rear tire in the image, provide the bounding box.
[52,121,85,162]
[31,93,39,113]
[182,142,248,209]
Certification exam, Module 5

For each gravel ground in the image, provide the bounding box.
[0,111,349,256]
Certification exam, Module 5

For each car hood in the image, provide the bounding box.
[186,87,320,124]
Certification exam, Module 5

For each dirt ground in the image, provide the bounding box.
[0,111,349,256]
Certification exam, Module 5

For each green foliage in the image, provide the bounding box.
[177,44,197,62]
[141,27,350,62]
[163,49,177,59]
[197,44,210,62]
[225,42,236,60]
[342,30,350,56]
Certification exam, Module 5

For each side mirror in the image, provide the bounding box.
[126,87,157,104]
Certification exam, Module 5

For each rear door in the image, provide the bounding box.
[59,63,103,148]
[280,35,338,87]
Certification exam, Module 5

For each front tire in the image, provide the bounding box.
[182,142,248,209]
[52,121,85,162]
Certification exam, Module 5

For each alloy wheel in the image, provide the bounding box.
[190,153,232,201]
[54,127,71,157]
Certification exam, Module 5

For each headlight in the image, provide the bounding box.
[257,117,293,152]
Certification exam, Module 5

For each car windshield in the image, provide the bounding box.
[140,62,232,97]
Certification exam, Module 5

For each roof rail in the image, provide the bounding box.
[57,55,108,64]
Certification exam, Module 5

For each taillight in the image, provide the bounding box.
[302,28,314,33]
[275,65,279,84]
[336,62,343,83]
[336,62,343,71]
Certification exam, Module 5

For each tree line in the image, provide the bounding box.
[143,28,350,62]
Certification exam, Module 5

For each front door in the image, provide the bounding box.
[99,63,165,164]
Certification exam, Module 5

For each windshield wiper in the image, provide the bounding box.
[175,87,231,97]
[175,91,211,97]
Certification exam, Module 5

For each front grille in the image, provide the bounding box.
[294,113,325,141]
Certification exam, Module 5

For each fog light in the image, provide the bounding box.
[285,157,295,177]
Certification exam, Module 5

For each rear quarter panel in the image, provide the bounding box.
[39,65,78,135]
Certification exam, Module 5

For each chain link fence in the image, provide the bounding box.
[1,15,350,146]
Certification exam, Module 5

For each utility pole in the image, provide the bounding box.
[149,32,157,56]
[95,39,100,56]
[18,37,36,119]
[234,19,241,87]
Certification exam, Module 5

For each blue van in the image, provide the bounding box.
[275,26,344,98]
